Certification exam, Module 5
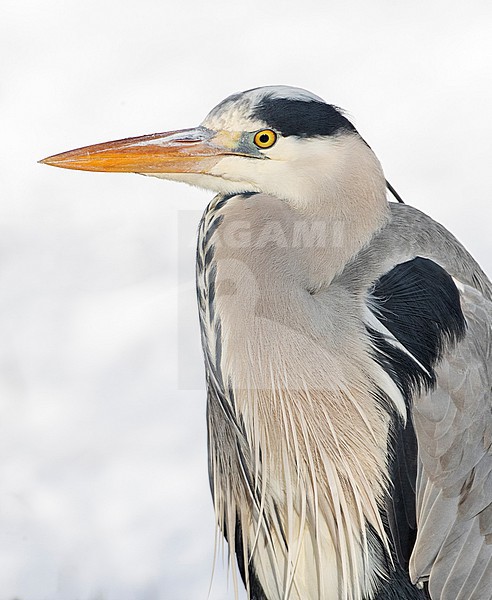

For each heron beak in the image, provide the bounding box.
[39,127,241,174]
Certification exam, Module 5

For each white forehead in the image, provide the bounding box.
[202,85,325,131]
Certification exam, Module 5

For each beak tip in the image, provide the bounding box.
[38,154,84,170]
[39,155,60,167]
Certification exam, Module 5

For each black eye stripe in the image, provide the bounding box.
[253,97,357,138]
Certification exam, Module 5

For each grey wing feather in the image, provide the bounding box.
[410,282,492,599]
[342,203,492,598]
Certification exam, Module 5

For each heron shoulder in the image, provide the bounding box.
[351,203,492,598]
[340,202,492,300]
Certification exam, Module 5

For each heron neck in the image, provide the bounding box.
[197,190,392,600]
[208,191,389,294]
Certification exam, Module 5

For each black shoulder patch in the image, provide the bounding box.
[253,96,357,138]
[370,256,466,400]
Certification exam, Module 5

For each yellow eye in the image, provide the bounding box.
[253,129,277,149]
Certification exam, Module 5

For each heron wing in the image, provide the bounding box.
[353,205,492,598]
[410,281,492,599]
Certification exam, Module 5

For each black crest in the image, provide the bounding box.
[253,95,357,138]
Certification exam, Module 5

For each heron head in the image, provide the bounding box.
[40,85,385,208]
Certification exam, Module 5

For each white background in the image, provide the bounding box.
[1,1,492,599]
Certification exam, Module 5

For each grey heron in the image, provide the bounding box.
[40,86,492,600]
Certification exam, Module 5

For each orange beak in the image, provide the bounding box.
[39,127,240,174]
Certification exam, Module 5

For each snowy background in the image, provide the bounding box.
[1,1,492,599]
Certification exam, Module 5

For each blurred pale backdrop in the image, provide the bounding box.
[1,0,492,598]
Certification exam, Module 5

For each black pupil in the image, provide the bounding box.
[259,133,270,144]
